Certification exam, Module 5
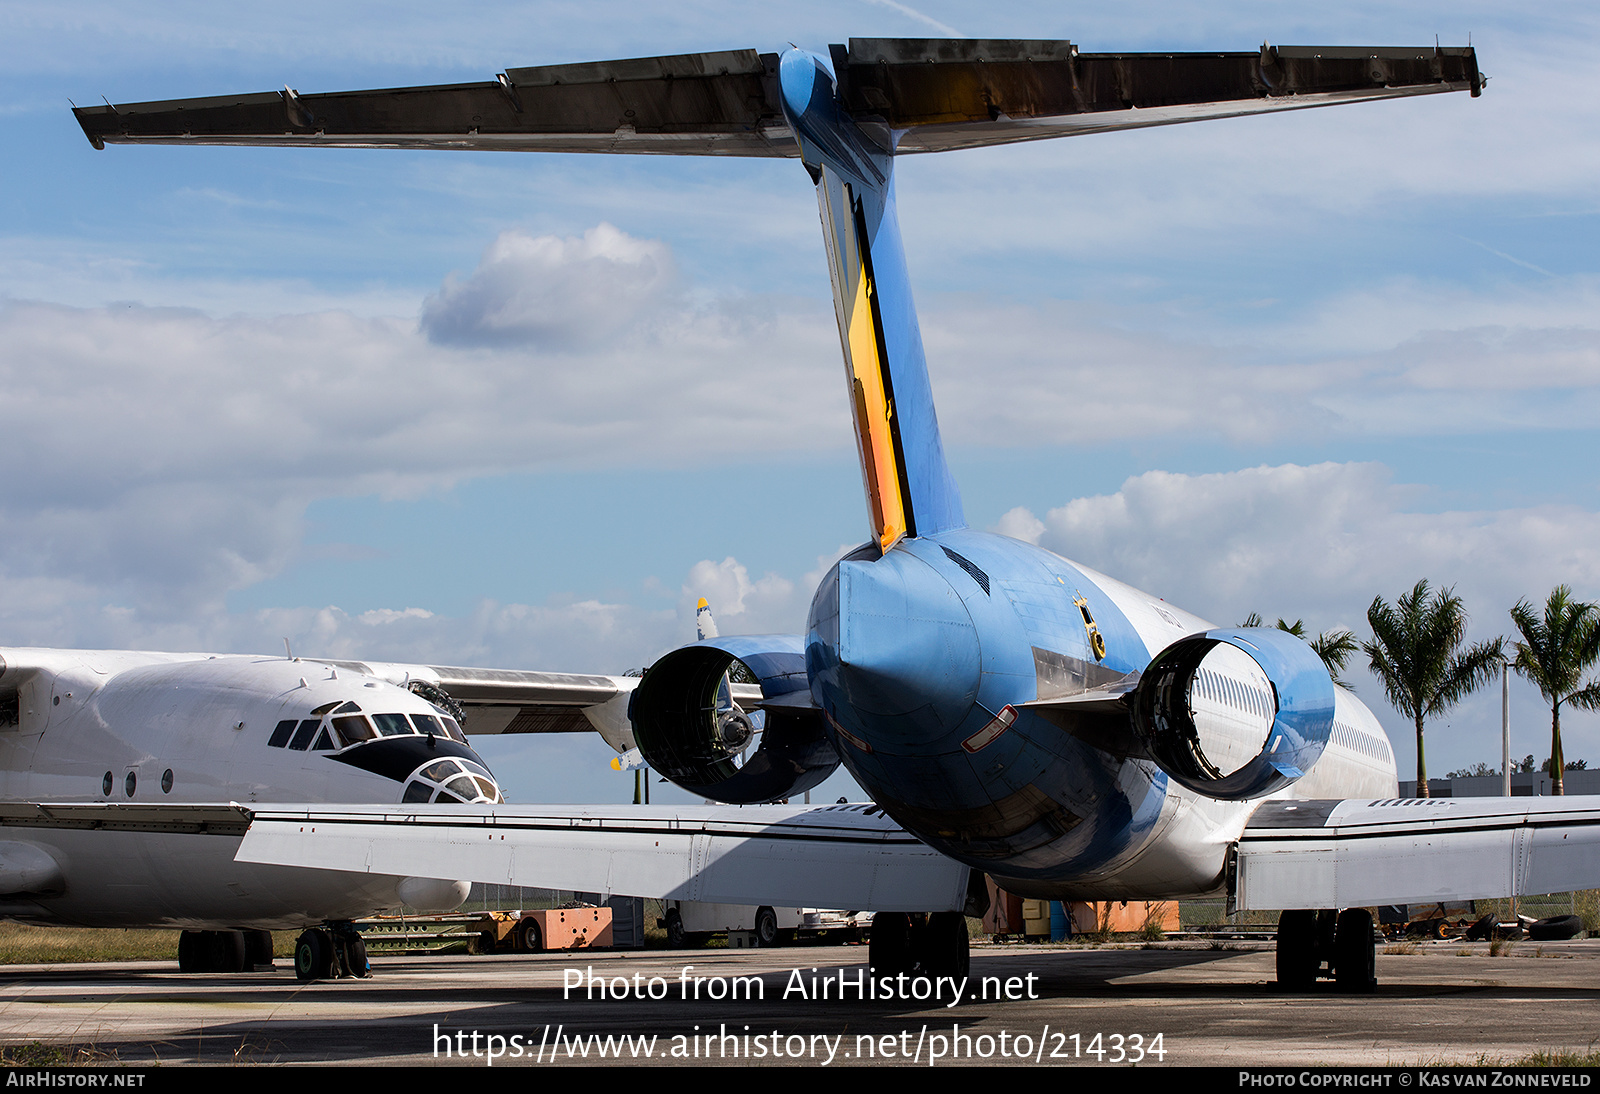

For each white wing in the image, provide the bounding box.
[1236,796,1600,910]
[235,801,969,912]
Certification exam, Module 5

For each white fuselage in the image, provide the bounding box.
[0,648,493,929]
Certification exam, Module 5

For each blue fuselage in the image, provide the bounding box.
[807,529,1171,884]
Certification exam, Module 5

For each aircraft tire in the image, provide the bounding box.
[208,930,247,974]
[177,930,205,973]
[1333,908,1376,993]
[869,912,912,976]
[1275,910,1319,989]
[345,932,372,978]
[923,911,970,980]
[754,907,779,948]
[244,929,275,969]
[295,929,334,982]
[664,909,685,949]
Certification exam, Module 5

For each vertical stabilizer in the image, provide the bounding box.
[779,49,965,551]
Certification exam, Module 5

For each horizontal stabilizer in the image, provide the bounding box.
[237,802,969,911]
[1235,796,1600,910]
[74,41,1479,156]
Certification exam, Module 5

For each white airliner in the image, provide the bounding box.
[58,36,1600,992]
[0,646,642,977]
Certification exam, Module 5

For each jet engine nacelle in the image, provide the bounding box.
[1131,627,1336,800]
[630,634,840,804]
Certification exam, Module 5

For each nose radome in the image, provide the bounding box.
[833,552,981,733]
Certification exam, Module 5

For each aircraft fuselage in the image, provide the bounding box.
[0,649,497,928]
[807,530,1398,899]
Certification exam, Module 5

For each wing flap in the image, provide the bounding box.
[237,802,969,911]
[1235,797,1600,909]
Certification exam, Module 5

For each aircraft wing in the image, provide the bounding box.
[306,658,762,755]
[1235,796,1600,910]
[73,40,1480,157]
[234,801,971,912]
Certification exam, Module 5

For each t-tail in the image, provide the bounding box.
[779,49,965,550]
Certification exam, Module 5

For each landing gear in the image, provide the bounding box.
[177,929,246,973]
[293,922,371,981]
[1333,908,1376,993]
[869,911,969,980]
[243,929,275,969]
[1275,908,1376,992]
[1275,911,1319,989]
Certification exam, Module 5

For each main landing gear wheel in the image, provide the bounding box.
[177,930,247,973]
[869,912,969,980]
[869,912,912,975]
[924,911,970,980]
[1276,910,1319,989]
[1333,908,1376,994]
[294,929,334,982]
[664,909,685,949]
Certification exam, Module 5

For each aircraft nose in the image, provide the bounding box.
[817,550,981,743]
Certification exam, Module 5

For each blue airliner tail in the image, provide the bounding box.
[779,49,965,551]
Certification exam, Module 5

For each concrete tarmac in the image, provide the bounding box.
[1,939,1596,1067]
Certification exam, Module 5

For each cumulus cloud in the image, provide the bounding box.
[1006,461,1600,634]
[421,225,677,348]
[682,557,796,632]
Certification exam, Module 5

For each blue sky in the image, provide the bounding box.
[4,1,1599,804]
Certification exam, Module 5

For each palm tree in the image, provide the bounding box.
[1364,581,1504,798]
[1239,614,1359,689]
[1508,586,1600,796]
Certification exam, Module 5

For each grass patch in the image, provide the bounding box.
[1519,1048,1600,1067]
[0,923,179,964]
[0,1041,122,1067]
[1382,941,1418,955]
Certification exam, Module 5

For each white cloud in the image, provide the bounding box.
[1015,462,1600,632]
[422,224,677,348]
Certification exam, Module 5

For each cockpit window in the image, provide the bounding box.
[372,713,411,737]
[332,715,376,747]
[440,716,466,743]
[312,728,336,751]
[268,720,297,748]
[411,714,442,737]
[288,719,320,751]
